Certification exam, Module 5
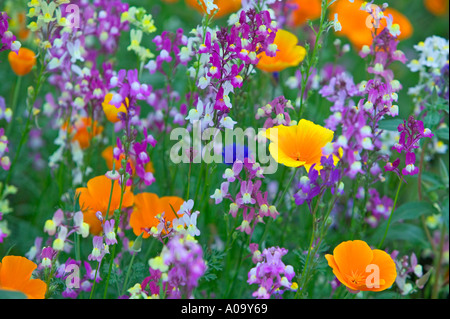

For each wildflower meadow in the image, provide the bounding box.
[0,0,449,306]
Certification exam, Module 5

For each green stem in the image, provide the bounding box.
[103,175,127,298]
[275,167,298,207]
[185,161,192,199]
[6,75,22,137]
[225,239,245,298]
[121,253,137,296]
[5,53,46,187]
[89,261,101,299]
[431,222,446,299]
[258,168,298,245]
[378,178,402,248]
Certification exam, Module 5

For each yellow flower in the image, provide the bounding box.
[102,93,128,123]
[263,119,334,172]
[256,29,306,73]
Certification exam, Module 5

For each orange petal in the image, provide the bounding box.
[288,0,322,26]
[83,209,103,236]
[329,0,413,49]
[18,279,47,299]
[325,254,361,291]
[130,193,161,238]
[8,47,36,76]
[185,0,241,18]
[367,249,397,292]
[333,240,374,279]
[424,0,449,15]
[0,256,47,299]
[257,29,307,73]
[158,196,185,220]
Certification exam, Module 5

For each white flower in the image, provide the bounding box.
[333,13,342,32]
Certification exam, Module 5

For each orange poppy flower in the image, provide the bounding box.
[76,175,134,235]
[129,192,184,238]
[62,117,104,149]
[101,146,155,174]
[263,119,334,172]
[8,47,36,76]
[102,93,128,123]
[325,240,397,292]
[185,0,241,18]
[424,0,449,16]
[0,256,47,299]
[329,0,413,49]
[288,0,322,27]
[256,29,307,73]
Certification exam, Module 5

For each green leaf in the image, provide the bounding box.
[0,289,27,299]
[378,118,403,131]
[416,268,433,289]
[390,201,438,224]
[435,127,449,140]
[381,223,428,246]
[438,157,449,187]
[371,222,429,247]
[421,172,445,191]
[423,110,441,127]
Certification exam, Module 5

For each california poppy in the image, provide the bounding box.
[288,0,322,27]
[62,117,103,149]
[424,0,449,16]
[257,29,307,73]
[76,175,134,235]
[325,240,397,292]
[329,0,413,49]
[102,93,128,123]
[0,255,47,299]
[129,192,184,238]
[185,0,241,18]
[8,47,36,76]
[263,119,334,172]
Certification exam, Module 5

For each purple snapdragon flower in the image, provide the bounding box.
[385,116,434,177]
[247,245,297,299]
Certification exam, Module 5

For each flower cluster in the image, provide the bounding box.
[185,8,278,129]
[0,128,10,171]
[385,116,433,177]
[391,250,428,296]
[364,188,394,228]
[294,155,343,210]
[255,96,295,129]
[122,6,157,62]
[0,11,20,53]
[320,22,407,181]
[212,158,278,236]
[247,244,297,299]
[407,36,449,111]
[147,233,207,298]
[53,258,103,299]
[42,209,90,252]
[0,212,7,243]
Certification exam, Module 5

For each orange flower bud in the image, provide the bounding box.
[8,47,36,76]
